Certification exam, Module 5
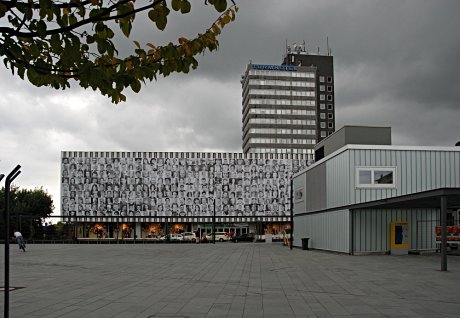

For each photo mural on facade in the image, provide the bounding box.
[61,154,308,218]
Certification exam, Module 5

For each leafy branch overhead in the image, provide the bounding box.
[0,0,238,103]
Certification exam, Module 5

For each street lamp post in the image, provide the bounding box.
[3,164,22,318]
[289,178,294,250]
[213,198,216,244]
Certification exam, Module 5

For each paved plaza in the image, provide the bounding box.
[1,242,460,317]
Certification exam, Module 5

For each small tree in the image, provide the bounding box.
[0,186,54,239]
[0,0,238,103]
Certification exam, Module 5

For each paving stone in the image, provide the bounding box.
[1,244,460,317]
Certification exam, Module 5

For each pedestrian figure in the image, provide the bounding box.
[14,230,26,252]
[283,230,289,246]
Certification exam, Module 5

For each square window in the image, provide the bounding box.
[359,170,372,184]
[328,122,334,128]
[328,113,334,119]
[320,94,325,101]
[327,86,333,92]
[327,76,332,82]
[319,76,325,82]
[374,170,394,184]
[320,103,326,110]
[320,122,326,128]
[320,131,326,137]
[327,95,333,101]
[320,113,326,119]
[320,85,325,91]
[327,104,333,110]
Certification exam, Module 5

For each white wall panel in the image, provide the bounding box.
[294,210,350,253]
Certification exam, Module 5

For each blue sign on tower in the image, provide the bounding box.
[251,64,297,71]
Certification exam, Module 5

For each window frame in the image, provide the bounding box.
[355,166,397,188]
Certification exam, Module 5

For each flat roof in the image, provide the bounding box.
[294,144,460,178]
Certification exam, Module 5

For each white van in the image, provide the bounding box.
[182,232,197,242]
[206,232,229,242]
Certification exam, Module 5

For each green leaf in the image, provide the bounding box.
[148,9,159,22]
[97,40,107,54]
[50,34,61,50]
[0,2,7,18]
[37,20,47,38]
[39,0,52,9]
[171,0,181,11]
[106,28,115,39]
[61,14,69,27]
[69,14,77,26]
[181,0,191,14]
[27,68,41,86]
[29,43,41,57]
[89,8,101,18]
[130,79,141,93]
[121,20,132,37]
[156,15,167,31]
[214,0,227,12]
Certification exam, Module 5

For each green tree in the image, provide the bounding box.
[0,186,54,239]
[0,0,238,103]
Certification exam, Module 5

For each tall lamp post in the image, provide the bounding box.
[289,178,294,250]
[212,197,216,244]
[3,164,22,318]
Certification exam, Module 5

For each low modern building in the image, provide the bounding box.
[61,151,309,240]
[292,126,460,255]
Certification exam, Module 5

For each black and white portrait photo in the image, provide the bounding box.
[61,153,308,218]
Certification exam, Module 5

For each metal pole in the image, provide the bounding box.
[289,178,293,250]
[165,216,171,243]
[441,195,448,271]
[134,218,136,243]
[4,164,21,318]
[213,199,216,244]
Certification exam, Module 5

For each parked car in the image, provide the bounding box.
[182,232,197,242]
[231,233,255,243]
[160,234,180,241]
[206,232,229,242]
[148,235,160,241]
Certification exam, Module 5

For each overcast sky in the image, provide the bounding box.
[1,0,459,214]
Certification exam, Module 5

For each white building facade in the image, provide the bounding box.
[293,144,460,254]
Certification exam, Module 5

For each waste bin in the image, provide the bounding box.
[301,238,309,250]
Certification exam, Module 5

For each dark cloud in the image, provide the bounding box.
[1,0,460,212]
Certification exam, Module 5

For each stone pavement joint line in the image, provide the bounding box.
[1,244,460,317]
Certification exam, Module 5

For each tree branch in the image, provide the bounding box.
[0,0,94,10]
[0,0,165,38]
